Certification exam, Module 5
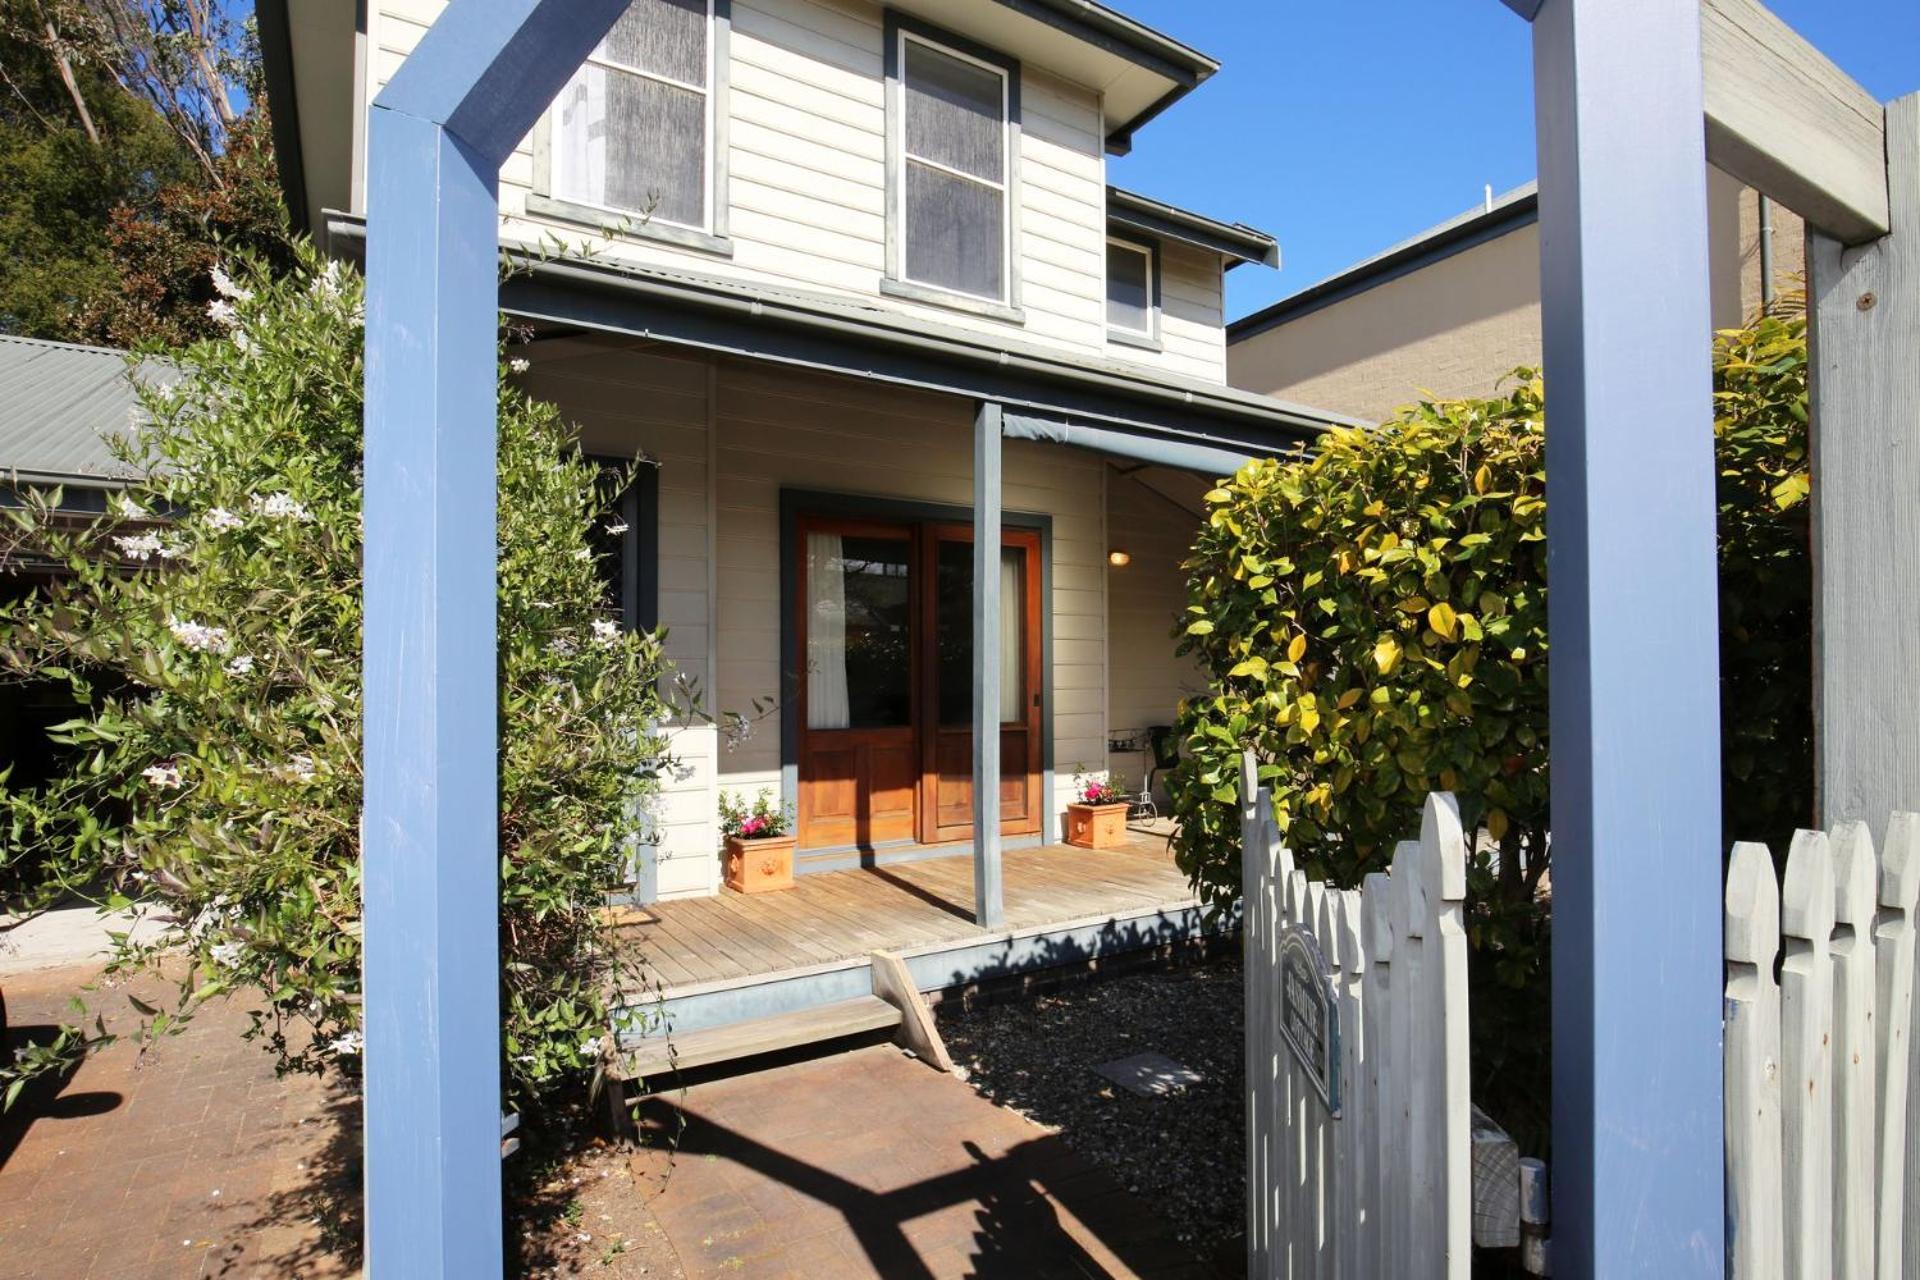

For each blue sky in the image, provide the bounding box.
[1106,1,1920,323]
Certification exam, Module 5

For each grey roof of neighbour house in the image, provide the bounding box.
[1228,182,1540,341]
[0,335,177,487]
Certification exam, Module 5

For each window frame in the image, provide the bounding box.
[587,454,661,635]
[1104,233,1160,346]
[529,0,733,258]
[882,13,1024,322]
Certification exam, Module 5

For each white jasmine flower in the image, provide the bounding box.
[546,636,578,657]
[309,260,345,300]
[211,265,251,302]
[275,755,318,783]
[327,1031,364,1057]
[224,654,255,676]
[250,493,313,522]
[580,1036,604,1056]
[114,495,149,520]
[591,618,620,647]
[155,538,185,561]
[573,547,593,561]
[143,762,184,790]
[509,357,530,374]
[114,532,165,561]
[168,616,230,653]
[605,521,629,535]
[203,507,242,532]
[210,940,244,967]
[232,330,255,356]
[207,298,239,329]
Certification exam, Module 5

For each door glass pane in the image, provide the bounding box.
[903,40,1003,181]
[807,534,912,730]
[937,542,1025,727]
[905,162,1004,299]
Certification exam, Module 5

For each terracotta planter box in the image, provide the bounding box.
[724,833,796,893]
[1065,802,1131,850]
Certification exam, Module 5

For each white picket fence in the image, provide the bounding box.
[1724,816,1920,1280]
[1241,754,1473,1280]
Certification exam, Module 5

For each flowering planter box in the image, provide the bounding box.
[1065,802,1131,850]
[725,833,796,894]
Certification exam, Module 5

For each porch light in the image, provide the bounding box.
[1107,549,1131,567]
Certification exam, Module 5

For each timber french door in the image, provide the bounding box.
[795,516,1042,853]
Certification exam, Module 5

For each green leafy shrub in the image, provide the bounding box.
[0,247,675,1115]
[1170,303,1810,1148]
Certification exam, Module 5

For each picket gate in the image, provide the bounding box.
[1724,815,1920,1280]
[1241,753,1472,1280]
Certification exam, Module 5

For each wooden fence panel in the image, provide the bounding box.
[1781,830,1836,1280]
[1725,841,1785,1280]
[1876,815,1919,1279]
[1832,822,1880,1279]
[1243,755,1473,1278]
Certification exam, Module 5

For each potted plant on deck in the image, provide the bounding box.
[1064,771,1131,850]
[720,789,796,893]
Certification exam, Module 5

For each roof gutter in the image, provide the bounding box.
[1108,186,1279,269]
[325,213,1348,447]
[255,0,310,237]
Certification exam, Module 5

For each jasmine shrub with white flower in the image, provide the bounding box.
[0,247,676,1117]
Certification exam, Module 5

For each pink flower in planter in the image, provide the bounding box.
[739,816,767,838]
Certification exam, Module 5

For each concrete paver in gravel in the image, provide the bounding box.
[629,1043,1225,1280]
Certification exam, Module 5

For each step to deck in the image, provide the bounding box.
[622,994,902,1081]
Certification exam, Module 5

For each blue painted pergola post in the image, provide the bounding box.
[1511,0,1727,1272]
[361,2,625,1274]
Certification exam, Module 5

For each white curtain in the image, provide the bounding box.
[554,64,608,206]
[1000,549,1022,723]
[806,533,850,730]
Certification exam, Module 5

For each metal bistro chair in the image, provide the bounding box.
[1124,725,1179,824]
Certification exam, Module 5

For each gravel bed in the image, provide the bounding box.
[934,959,1245,1267]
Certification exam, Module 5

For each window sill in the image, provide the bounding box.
[1107,327,1162,353]
[879,276,1026,324]
[524,193,735,259]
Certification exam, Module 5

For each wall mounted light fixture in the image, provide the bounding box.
[1107,550,1131,567]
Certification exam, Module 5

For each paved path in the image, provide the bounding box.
[629,1044,1222,1280]
[0,966,359,1280]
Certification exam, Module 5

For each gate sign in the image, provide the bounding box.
[1276,923,1341,1116]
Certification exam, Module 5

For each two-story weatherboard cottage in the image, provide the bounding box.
[261,0,1347,1018]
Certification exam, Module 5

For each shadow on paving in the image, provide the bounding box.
[633,1046,1224,1280]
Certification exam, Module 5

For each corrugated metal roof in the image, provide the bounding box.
[0,335,177,487]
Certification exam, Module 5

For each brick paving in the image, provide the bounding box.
[0,965,360,1280]
[630,1044,1225,1280]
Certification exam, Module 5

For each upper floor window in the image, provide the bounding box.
[1106,236,1157,340]
[552,0,715,232]
[893,26,1015,303]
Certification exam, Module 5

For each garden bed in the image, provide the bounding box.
[934,958,1245,1271]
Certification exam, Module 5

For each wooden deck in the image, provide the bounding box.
[614,830,1201,997]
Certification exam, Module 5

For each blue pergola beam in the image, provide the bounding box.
[1521,0,1726,1273]
[362,2,626,1275]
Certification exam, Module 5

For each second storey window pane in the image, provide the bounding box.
[905,164,1004,299]
[554,0,710,231]
[1107,240,1152,333]
[900,36,1008,301]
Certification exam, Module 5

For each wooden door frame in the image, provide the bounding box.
[778,489,1054,861]
[917,523,1044,844]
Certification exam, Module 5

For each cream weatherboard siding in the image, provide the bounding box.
[519,344,720,899]
[365,0,1231,384]
[1103,467,1210,799]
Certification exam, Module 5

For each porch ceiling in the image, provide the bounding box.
[321,213,1356,466]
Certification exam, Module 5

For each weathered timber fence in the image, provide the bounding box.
[1241,752,1472,1279]
[1724,816,1920,1280]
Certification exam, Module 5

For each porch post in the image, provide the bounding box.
[1524,0,1724,1274]
[973,401,1005,927]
